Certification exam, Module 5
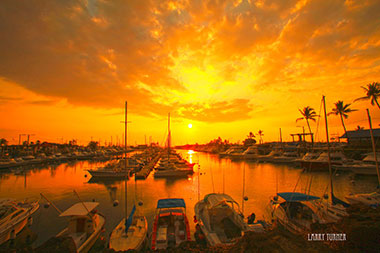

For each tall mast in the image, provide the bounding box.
[367,109,380,187]
[168,113,171,160]
[322,96,334,201]
[125,101,128,223]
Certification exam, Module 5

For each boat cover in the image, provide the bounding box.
[277,192,320,202]
[60,202,99,217]
[204,193,237,208]
[125,205,136,231]
[157,198,186,209]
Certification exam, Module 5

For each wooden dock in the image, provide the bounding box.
[135,154,160,179]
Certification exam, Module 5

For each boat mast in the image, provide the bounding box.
[366,109,380,187]
[125,101,128,224]
[168,113,171,160]
[322,96,334,201]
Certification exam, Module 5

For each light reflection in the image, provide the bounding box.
[187,149,194,164]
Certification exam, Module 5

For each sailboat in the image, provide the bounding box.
[268,96,349,234]
[109,101,148,251]
[154,113,193,178]
[345,109,380,206]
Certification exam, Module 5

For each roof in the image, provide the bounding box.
[204,193,237,208]
[59,202,99,217]
[340,129,380,139]
[277,192,320,202]
[157,198,186,209]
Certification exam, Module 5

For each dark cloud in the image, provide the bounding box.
[0,0,379,123]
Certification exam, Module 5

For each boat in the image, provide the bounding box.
[257,149,283,163]
[271,151,299,164]
[151,198,191,250]
[87,161,131,179]
[345,109,380,206]
[268,96,349,234]
[194,193,263,246]
[219,146,244,158]
[0,198,39,245]
[242,145,259,160]
[154,113,193,178]
[299,151,351,171]
[56,202,105,253]
[267,192,331,234]
[345,192,380,206]
[346,153,380,175]
[109,101,148,251]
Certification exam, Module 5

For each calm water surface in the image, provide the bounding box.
[0,150,378,247]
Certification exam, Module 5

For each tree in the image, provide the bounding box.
[296,106,318,144]
[257,130,264,144]
[0,138,8,146]
[355,82,380,109]
[243,132,256,147]
[87,141,99,150]
[355,125,364,131]
[328,101,357,144]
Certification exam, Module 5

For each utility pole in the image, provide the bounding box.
[19,134,27,145]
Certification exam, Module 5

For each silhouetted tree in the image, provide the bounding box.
[296,106,318,144]
[355,82,380,109]
[257,130,264,144]
[243,132,256,147]
[328,101,357,144]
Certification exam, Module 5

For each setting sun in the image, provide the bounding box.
[188,123,193,129]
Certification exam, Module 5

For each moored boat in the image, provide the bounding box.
[267,192,330,234]
[194,193,263,246]
[0,198,39,245]
[55,202,105,253]
[151,198,191,250]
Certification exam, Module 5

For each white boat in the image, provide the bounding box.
[345,192,380,206]
[0,199,39,245]
[151,198,191,250]
[347,153,380,175]
[242,146,259,160]
[257,149,283,163]
[57,202,105,253]
[271,151,299,164]
[267,192,330,234]
[300,151,352,171]
[194,193,263,246]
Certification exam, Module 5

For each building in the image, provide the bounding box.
[339,128,380,145]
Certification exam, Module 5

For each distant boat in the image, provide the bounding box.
[345,109,380,206]
[151,198,191,250]
[154,113,193,178]
[194,193,264,246]
[87,161,131,179]
[56,202,105,253]
[0,198,39,245]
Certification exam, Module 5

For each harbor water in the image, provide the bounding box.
[0,149,378,247]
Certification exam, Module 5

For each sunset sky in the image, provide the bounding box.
[1,0,380,146]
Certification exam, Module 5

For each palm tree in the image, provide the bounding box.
[356,125,364,131]
[296,106,318,144]
[355,82,380,109]
[328,101,357,144]
[257,130,264,144]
